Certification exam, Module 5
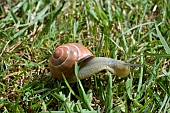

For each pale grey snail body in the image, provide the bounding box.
[49,43,130,83]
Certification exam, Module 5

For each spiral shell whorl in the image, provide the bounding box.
[49,43,93,80]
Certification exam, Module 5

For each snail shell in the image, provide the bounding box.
[49,43,94,81]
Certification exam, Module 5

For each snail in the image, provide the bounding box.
[49,43,141,83]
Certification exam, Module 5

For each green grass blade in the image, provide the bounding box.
[40,1,65,35]
[13,27,28,38]
[155,23,170,54]
[164,97,170,113]
[105,71,113,113]
[50,0,65,23]
[34,4,50,22]
[158,93,168,113]
[105,0,112,21]
[9,8,18,24]
[41,111,65,113]
[51,92,66,102]
[118,22,155,38]
[62,74,81,101]
[84,2,99,22]
[94,0,109,26]
[137,53,144,95]
[126,77,133,99]
[143,53,170,58]
[75,62,93,111]
[73,21,79,40]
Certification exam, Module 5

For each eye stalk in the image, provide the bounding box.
[125,55,143,67]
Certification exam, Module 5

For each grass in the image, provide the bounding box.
[0,0,170,112]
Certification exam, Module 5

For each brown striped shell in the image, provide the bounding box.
[49,43,94,81]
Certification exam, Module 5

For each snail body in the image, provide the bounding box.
[49,43,130,83]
